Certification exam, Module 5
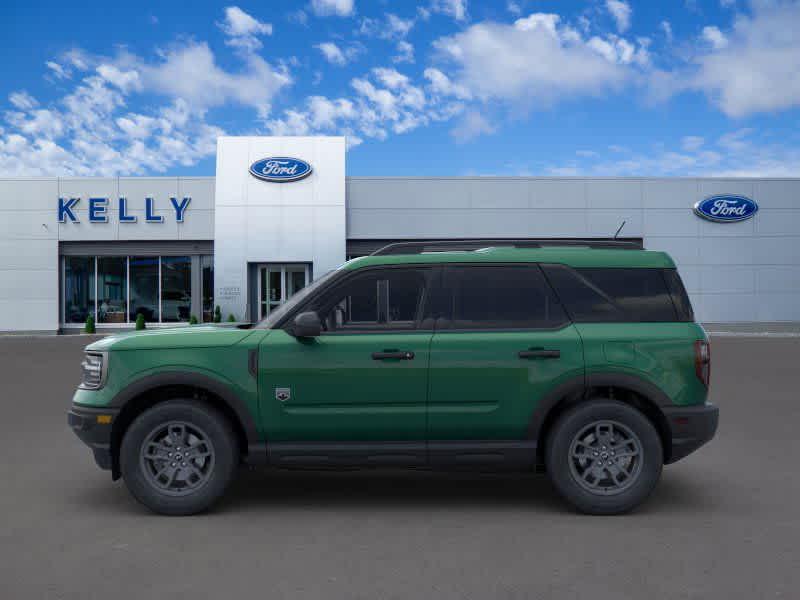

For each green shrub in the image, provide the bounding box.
[135,314,146,330]
[189,314,198,325]
[213,305,222,323]
[84,315,95,334]
[227,313,236,322]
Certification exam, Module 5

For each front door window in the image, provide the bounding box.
[258,265,310,319]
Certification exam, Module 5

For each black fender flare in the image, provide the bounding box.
[109,371,261,446]
[527,372,672,442]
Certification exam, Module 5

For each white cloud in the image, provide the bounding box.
[606,0,632,33]
[432,13,639,107]
[359,13,415,41]
[587,34,649,66]
[266,66,463,145]
[9,91,38,111]
[0,35,289,175]
[660,20,673,43]
[690,2,800,116]
[393,41,415,63]
[701,25,728,49]
[682,135,705,152]
[45,61,71,80]
[315,42,347,66]
[386,14,414,38]
[546,128,800,177]
[451,110,496,142]
[310,0,354,17]
[314,42,363,66]
[218,6,272,51]
[372,67,410,90]
[96,64,142,93]
[6,108,65,139]
[430,0,468,21]
[139,42,290,116]
[507,1,522,16]
[423,67,472,100]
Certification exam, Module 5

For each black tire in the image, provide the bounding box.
[545,400,663,515]
[120,400,238,515]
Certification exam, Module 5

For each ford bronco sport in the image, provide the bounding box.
[68,241,718,515]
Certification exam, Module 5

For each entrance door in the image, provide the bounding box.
[258,264,309,319]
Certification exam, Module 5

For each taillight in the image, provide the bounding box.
[694,340,710,387]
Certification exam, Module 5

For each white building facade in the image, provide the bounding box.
[0,135,798,333]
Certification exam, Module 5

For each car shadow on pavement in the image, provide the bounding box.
[70,466,721,516]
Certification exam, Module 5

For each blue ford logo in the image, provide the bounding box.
[693,195,758,223]
[249,157,313,182]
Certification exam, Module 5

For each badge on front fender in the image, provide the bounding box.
[275,388,291,402]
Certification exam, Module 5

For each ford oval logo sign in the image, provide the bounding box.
[249,157,312,183]
[693,195,758,223]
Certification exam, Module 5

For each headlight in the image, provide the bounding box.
[79,352,107,390]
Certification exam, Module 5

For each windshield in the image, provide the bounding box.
[257,268,340,329]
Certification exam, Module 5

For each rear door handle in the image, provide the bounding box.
[518,349,561,359]
[372,351,415,360]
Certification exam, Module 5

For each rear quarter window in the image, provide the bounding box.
[542,265,688,323]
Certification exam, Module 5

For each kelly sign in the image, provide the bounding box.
[58,197,191,223]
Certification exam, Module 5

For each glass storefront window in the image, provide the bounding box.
[64,256,95,324]
[97,257,127,324]
[62,253,206,326]
[161,256,191,322]
[201,255,214,322]
[129,256,159,322]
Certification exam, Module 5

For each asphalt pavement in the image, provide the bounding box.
[0,334,798,599]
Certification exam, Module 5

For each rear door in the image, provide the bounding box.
[427,264,584,442]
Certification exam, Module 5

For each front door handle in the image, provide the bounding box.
[518,348,561,359]
[372,351,415,360]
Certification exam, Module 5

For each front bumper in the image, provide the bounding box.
[67,404,120,471]
[663,402,719,463]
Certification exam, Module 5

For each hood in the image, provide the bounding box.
[85,324,260,352]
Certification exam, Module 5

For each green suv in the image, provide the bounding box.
[68,242,718,515]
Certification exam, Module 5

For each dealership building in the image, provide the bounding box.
[0,135,798,333]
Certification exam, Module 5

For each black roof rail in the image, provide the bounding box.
[370,238,643,256]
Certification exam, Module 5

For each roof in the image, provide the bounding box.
[343,246,676,270]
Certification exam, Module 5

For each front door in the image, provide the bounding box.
[258,264,309,319]
[259,266,435,446]
[427,264,584,441]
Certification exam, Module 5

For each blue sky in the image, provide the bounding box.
[1,0,798,177]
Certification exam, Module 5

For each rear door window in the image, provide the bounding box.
[442,265,568,330]
[543,265,681,323]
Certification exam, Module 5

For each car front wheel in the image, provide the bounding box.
[545,400,663,515]
[120,400,238,515]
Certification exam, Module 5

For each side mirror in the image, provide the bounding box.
[292,311,321,338]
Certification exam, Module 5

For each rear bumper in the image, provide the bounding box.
[663,402,719,464]
[67,405,119,471]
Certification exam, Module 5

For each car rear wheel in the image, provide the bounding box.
[545,400,663,515]
[120,400,238,515]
